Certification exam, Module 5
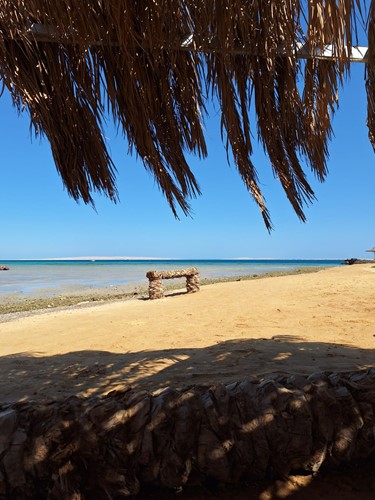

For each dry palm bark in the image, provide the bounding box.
[0,1,371,229]
[146,268,200,299]
[1,370,375,498]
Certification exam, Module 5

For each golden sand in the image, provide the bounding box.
[1,264,374,402]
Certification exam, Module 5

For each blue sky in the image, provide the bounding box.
[0,62,374,260]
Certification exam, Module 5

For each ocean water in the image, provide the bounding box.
[0,259,342,298]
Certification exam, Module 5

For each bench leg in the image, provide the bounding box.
[149,278,164,299]
[186,274,200,293]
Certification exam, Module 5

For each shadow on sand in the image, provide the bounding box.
[1,335,374,402]
[1,338,375,499]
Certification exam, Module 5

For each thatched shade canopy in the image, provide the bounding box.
[0,1,373,229]
[366,246,375,258]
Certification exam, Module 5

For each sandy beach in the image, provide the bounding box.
[1,263,374,403]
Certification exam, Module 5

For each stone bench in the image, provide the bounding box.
[146,267,200,299]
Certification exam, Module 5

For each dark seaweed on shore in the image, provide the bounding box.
[0,267,325,317]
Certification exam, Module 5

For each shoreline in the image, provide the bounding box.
[1,262,374,403]
[0,266,329,317]
[1,264,374,497]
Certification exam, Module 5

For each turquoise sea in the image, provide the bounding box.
[0,259,342,297]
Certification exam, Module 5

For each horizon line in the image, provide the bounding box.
[0,256,347,261]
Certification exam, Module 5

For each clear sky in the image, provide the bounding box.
[0,62,374,260]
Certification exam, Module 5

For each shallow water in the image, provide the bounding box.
[0,259,342,298]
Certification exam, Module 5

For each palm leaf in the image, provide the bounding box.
[0,1,369,228]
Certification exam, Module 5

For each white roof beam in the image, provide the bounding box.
[26,24,369,63]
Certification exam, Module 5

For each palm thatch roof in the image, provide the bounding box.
[0,1,372,229]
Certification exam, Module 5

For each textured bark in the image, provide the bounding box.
[148,278,164,300]
[146,268,200,299]
[1,370,375,498]
[186,273,200,294]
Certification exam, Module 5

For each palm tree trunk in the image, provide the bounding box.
[1,370,375,498]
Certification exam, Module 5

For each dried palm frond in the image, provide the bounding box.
[0,1,369,228]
